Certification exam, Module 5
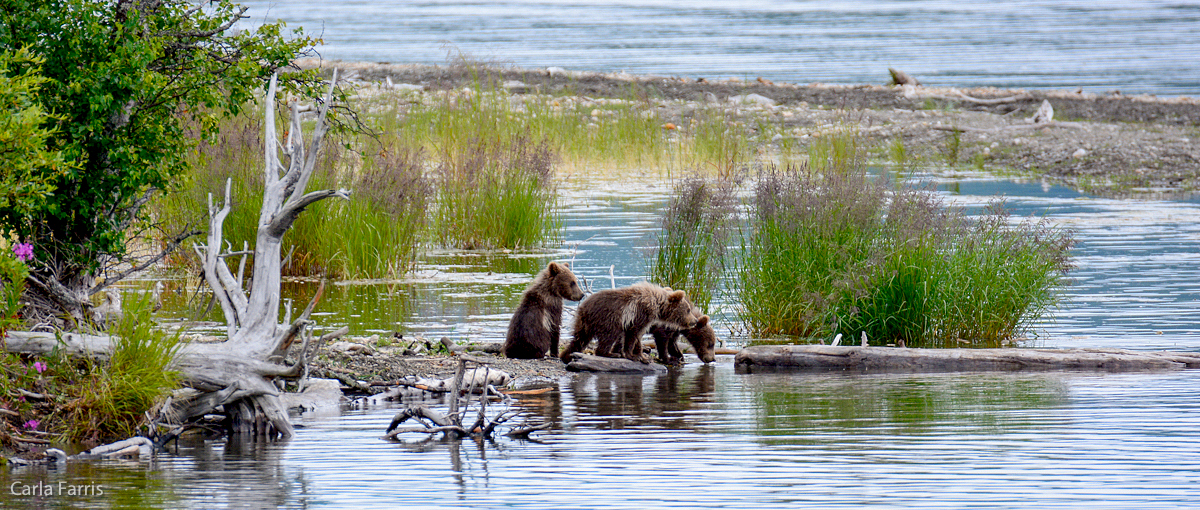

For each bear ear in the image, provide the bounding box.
[669,290,685,303]
[547,261,561,276]
[696,315,709,327]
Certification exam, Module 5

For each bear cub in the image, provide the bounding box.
[502,261,586,359]
[561,282,698,363]
[649,313,717,365]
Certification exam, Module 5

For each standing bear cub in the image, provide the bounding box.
[561,282,698,363]
[502,261,587,359]
[649,312,717,365]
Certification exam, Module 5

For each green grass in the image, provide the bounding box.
[649,176,738,313]
[157,109,432,279]
[734,158,1074,347]
[0,292,180,448]
[433,137,560,250]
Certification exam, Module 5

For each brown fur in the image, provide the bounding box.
[502,262,586,359]
[561,282,698,363]
[650,314,717,365]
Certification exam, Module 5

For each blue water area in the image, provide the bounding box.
[235,0,1200,96]
[4,364,1198,508]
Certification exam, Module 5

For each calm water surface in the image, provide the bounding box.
[236,0,1200,95]
[4,367,1199,508]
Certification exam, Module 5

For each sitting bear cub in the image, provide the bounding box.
[502,261,586,359]
[561,282,697,363]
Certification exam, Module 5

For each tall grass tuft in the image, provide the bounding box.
[0,292,178,447]
[287,140,431,278]
[649,176,738,313]
[434,137,560,250]
[735,162,1074,347]
[157,109,432,279]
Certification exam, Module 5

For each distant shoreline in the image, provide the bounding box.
[298,59,1200,197]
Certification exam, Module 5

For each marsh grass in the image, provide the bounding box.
[434,137,560,250]
[649,176,739,313]
[735,161,1074,347]
[286,140,431,278]
[158,108,432,279]
[684,109,752,178]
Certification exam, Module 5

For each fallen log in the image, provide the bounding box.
[565,353,668,374]
[734,345,1200,373]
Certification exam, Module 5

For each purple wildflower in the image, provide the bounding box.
[12,242,33,262]
[24,419,39,430]
[33,361,47,374]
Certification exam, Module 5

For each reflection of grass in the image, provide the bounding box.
[735,153,1074,347]
[754,374,1068,441]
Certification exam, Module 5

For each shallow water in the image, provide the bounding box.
[5,365,1199,508]
[235,0,1200,96]
[149,171,1200,353]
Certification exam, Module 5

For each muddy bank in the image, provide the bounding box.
[302,58,1200,197]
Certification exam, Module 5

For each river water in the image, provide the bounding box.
[4,172,1199,509]
[234,0,1200,96]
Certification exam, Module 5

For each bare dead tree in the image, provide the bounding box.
[4,72,352,440]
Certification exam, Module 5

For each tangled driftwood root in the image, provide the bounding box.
[382,354,550,441]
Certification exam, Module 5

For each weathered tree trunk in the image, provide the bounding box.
[171,71,350,438]
[735,345,1200,373]
[3,72,350,440]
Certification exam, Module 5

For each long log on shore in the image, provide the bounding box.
[735,345,1200,373]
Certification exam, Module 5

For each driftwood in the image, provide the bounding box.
[382,355,547,441]
[901,83,1033,105]
[565,352,668,374]
[6,437,155,466]
[930,120,1085,134]
[735,345,1200,373]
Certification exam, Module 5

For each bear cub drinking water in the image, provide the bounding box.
[561,282,698,363]
[649,312,717,365]
[502,261,586,359]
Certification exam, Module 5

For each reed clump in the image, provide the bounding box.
[286,139,432,278]
[434,137,559,250]
[735,161,1074,347]
[648,176,738,313]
